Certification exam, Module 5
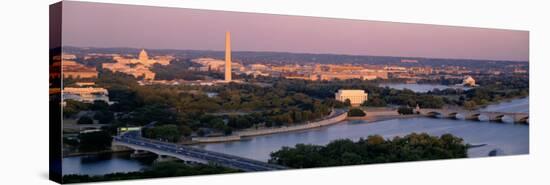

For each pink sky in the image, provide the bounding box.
[61,1,529,61]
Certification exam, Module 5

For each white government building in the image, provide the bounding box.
[462,75,477,87]
[335,89,368,106]
[63,87,113,105]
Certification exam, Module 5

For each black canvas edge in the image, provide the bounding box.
[49,1,63,184]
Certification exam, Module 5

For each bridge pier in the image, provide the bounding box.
[111,143,132,152]
[419,109,528,124]
[515,115,529,124]
[425,112,442,118]
[489,114,505,123]
[130,150,154,158]
[464,113,481,121]
[448,112,459,119]
[154,155,179,163]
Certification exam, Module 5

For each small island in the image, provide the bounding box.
[269,133,468,168]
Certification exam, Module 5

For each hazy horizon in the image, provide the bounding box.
[63,45,529,63]
[61,1,529,62]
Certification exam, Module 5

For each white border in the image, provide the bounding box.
[1,0,548,184]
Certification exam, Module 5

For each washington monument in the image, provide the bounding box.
[225,31,232,82]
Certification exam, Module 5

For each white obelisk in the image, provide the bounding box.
[225,32,232,82]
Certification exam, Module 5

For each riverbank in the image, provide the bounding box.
[197,116,528,162]
[379,83,472,93]
[190,110,348,144]
[347,108,423,122]
[190,108,427,144]
[347,114,423,122]
[63,149,132,157]
[64,97,529,175]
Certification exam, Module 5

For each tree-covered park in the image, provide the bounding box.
[87,70,343,141]
[347,108,366,117]
[63,66,529,144]
[269,133,468,168]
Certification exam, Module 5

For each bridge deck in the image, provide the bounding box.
[420,109,528,115]
[419,108,528,123]
[113,131,288,172]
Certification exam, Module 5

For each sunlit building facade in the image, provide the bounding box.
[63,87,112,105]
[62,61,98,79]
[335,89,368,106]
[102,49,171,80]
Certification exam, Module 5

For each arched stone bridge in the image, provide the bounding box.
[419,108,529,124]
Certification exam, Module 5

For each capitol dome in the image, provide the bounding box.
[462,75,476,87]
[138,49,149,61]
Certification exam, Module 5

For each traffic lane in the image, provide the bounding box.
[120,134,281,169]
[116,137,277,171]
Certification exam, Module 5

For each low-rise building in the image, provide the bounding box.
[192,58,226,71]
[102,49,169,80]
[63,87,113,105]
[249,64,268,71]
[335,89,368,106]
[310,70,388,81]
[326,64,364,72]
[62,61,98,79]
[271,65,301,73]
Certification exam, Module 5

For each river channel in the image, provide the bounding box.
[62,97,529,175]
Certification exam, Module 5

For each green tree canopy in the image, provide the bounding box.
[144,124,181,142]
[269,133,467,168]
[77,116,94,125]
[78,131,112,152]
[348,108,366,117]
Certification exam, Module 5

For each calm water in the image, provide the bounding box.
[380,83,471,93]
[63,97,529,175]
[196,97,529,162]
[480,97,529,113]
[62,152,154,175]
[196,118,528,162]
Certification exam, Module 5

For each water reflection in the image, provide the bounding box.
[380,83,471,93]
[63,97,529,175]
[197,118,528,162]
[62,152,155,175]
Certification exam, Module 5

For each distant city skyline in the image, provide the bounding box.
[62,1,529,61]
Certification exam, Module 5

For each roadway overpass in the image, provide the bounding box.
[112,131,288,172]
[419,108,529,124]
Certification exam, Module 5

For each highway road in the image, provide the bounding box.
[114,131,288,172]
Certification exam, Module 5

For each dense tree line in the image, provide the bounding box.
[77,116,93,124]
[268,78,445,108]
[269,133,468,168]
[271,76,528,110]
[65,100,115,124]
[348,108,366,117]
[362,96,387,107]
[92,71,338,141]
[69,69,528,142]
[77,131,112,152]
[425,75,529,109]
[143,124,181,142]
[63,100,90,118]
[150,59,222,81]
[397,106,414,115]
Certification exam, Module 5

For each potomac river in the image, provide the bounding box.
[62,97,529,175]
[195,98,529,161]
[379,83,471,93]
